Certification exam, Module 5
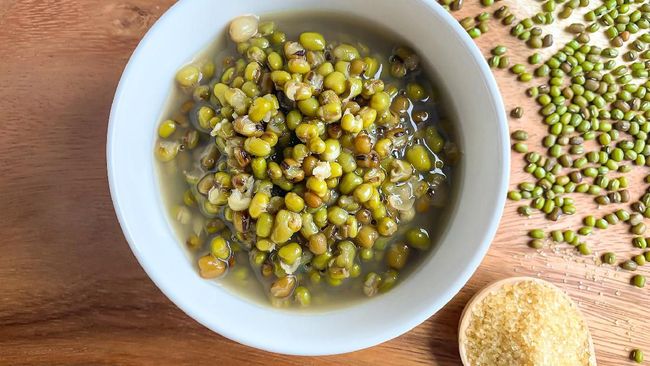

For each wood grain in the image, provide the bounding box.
[1,1,648,365]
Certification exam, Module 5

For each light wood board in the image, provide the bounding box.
[1,1,648,364]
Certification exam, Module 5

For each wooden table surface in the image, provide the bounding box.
[2,1,649,365]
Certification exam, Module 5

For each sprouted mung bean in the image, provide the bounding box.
[154,13,458,308]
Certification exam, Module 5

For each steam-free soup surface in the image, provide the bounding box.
[155,12,459,310]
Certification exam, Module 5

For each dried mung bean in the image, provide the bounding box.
[519,73,533,82]
[602,252,616,264]
[513,143,528,153]
[494,6,509,19]
[546,206,562,221]
[633,237,647,249]
[578,227,592,236]
[512,130,528,141]
[477,12,491,22]
[511,64,526,74]
[577,243,591,255]
[529,53,542,64]
[605,213,619,225]
[498,56,510,69]
[518,205,533,216]
[632,202,646,213]
[620,189,630,202]
[563,230,576,243]
[488,56,501,68]
[492,46,507,56]
[542,34,554,47]
[595,219,608,229]
[528,239,544,249]
[460,17,475,30]
[478,22,489,34]
[624,51,637,61]
[529,229,545,239]
[559,7,572,19]
[621,260,638,271]
[508,191,522,201]
[631,213,644,226]
[616,209,630,221]
[632,223,646,235]
[468,28,481,38]
[567,23,586,33]
[503,14,516,26]
[528,36,543,49]
[632,275,646,289]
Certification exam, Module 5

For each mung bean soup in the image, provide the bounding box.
[154,12,459,309]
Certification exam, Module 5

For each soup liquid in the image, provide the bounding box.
[155,12,458,311]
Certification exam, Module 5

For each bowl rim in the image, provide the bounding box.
[107,0,509,355]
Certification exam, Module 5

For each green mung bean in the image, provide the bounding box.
[632,223,647,235]
[512,130,528,140]
[529,53,542,64]
[621,260,638,271]
[477,12,491,22]
[605,213,619,225]
[468,28,481,38]
[577,243,591,255]
[513,143,528,153]
[595,219,608,229]
[494,6,509,19]
[492,46,507,56]
[567,23,586,34]
[519,73,532,82]
[460,17,475,30]
[602,252,616,264]
[550,230,563,242]
[634,255,646,266]
[518,205,532,216]
[528,36,543,49]
[578,227,592,236]
[632,275,646,288]
[616,209,630,221]
[503,14,516,26]
[488,56,501,68]
[478,21,489,34]
[498,56,510,69]
[633,236,647,249]
[511,64,526,74]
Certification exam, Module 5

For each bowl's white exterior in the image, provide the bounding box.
[107,0,509,356]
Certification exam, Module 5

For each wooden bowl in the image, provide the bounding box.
[457,276,596,366]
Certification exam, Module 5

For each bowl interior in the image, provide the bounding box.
[108,0,508,356]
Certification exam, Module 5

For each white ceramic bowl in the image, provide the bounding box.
[107,0,508,356]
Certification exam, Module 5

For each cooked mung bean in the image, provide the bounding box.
[155,13,457,308]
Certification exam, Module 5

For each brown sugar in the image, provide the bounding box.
[463,279,595,366]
